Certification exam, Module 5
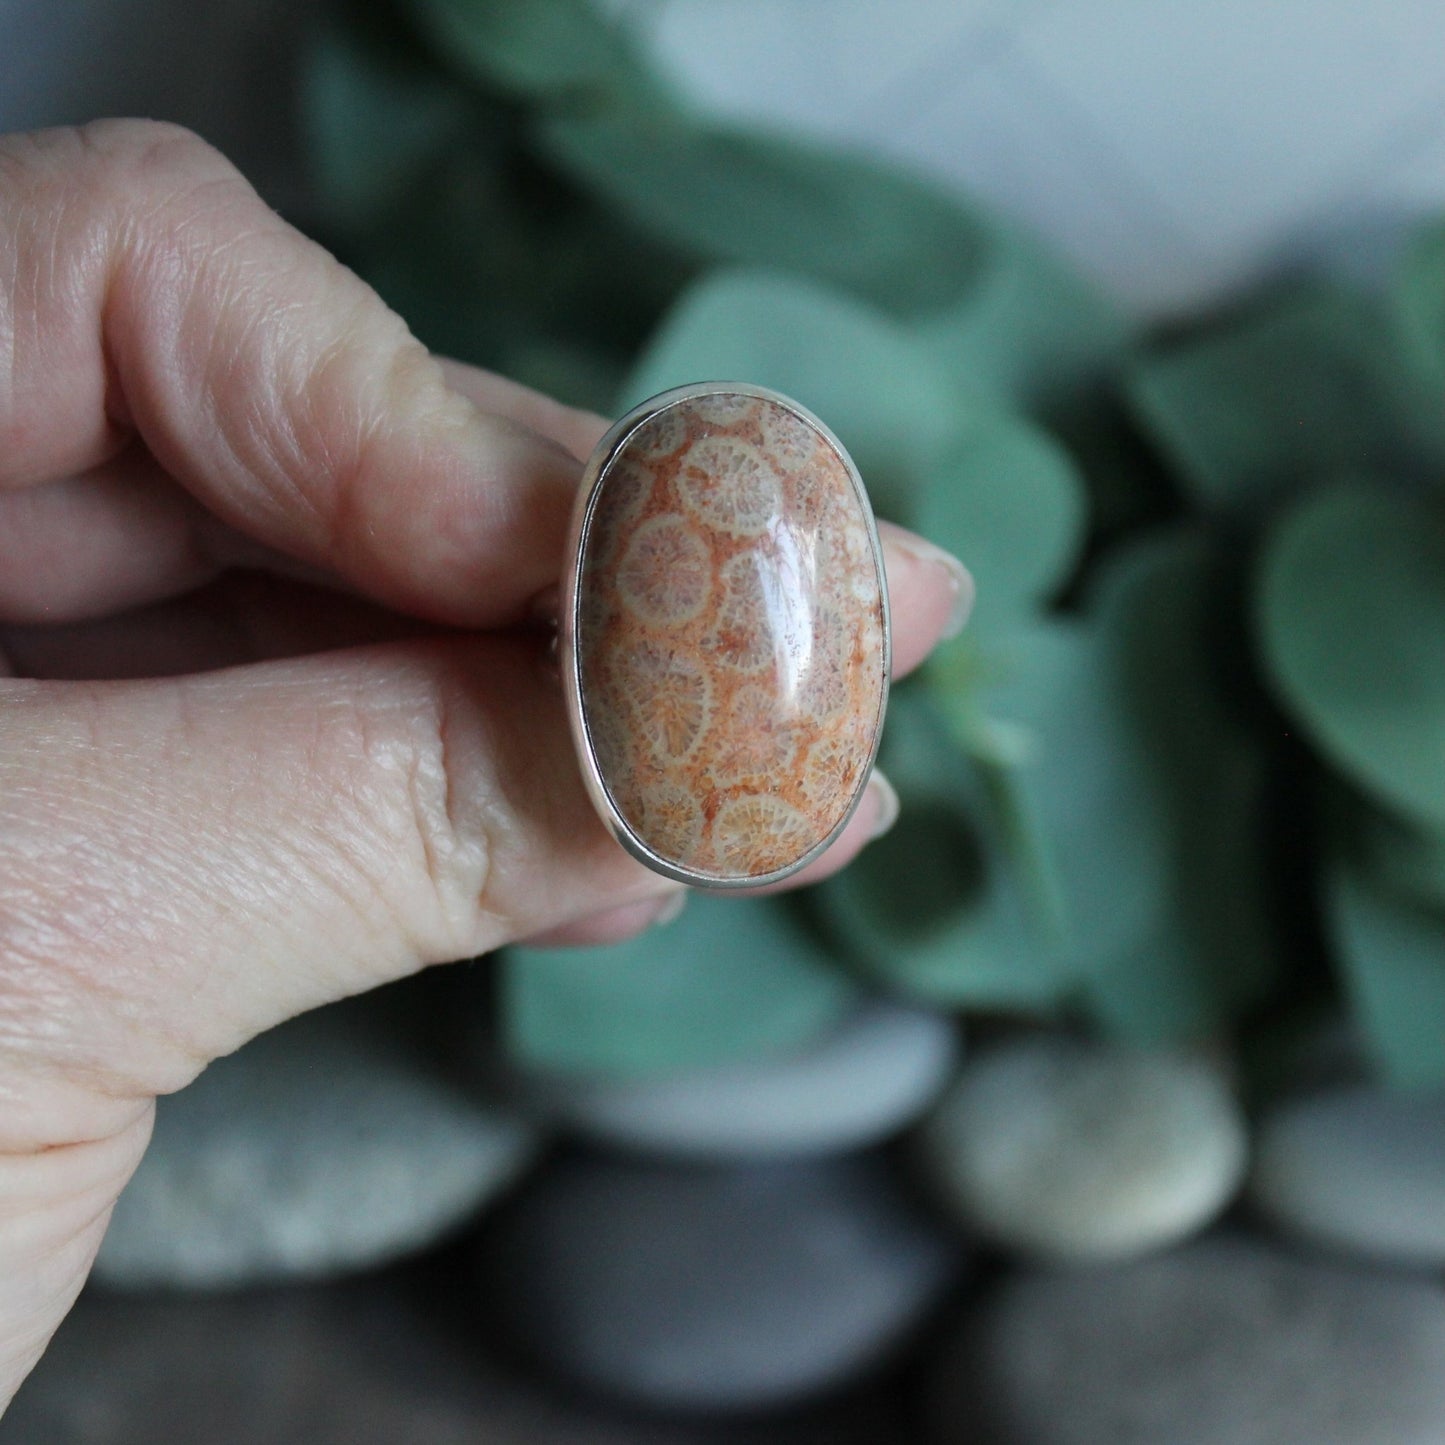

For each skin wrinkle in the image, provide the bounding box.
[7,145,126,484]
[364,658,500,959]
[400,681,475,953]
[1,675,356,1099]
[166,233,295,523]
[312,682,447,967]
[2,652,588,1041]
[0,755,215,1104]
[0,460,212,622]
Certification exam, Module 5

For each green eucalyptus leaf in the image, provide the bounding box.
[504,339,627,416]
[626,270,1081,625]
[917,419,1087,631]
[1328,855,1445,1089]
[1258,483,1445,831]
[917,234,1131,414]
[409,0,655,102]
[301,18,471,228]
[355,141,692,372]
[1081,536,1276,1035]
[1359,808,1445,914]
[1127,286,1428,509]
[353,152,514,363]
[945,615,1170,992]
[930,533,1276,1040]
[1385,224,1445,475]
[622,269,968,516]
[539,112,996,319]
[810,684,1067,1011]
[502,894,861,1077]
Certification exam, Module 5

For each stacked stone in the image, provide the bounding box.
[26,990,1445,1444]
[477,998,963,1410]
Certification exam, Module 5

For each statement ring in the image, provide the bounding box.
[560,383,891,888]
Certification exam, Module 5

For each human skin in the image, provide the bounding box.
[0,119,973,1410]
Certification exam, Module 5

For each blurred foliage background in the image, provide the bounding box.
[303,0,1445,1092]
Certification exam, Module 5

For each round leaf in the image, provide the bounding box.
[811,685,1066,1011]
[1385,224,1445,475]
[917,234,1130,414]
[1354,800,1445,914]
[1328,854,1445,1089]
[929,534,1277,1041]
[1258,484,1445,830]
[1128,287,1427,510]
[503,895,861,1077]
[301,19,471,228]
[539,113,996,319]
[622,269,967,515]
[917,420,1087,630]
[409,0,653,100]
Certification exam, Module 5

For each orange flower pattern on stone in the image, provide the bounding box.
[577,393,887,882]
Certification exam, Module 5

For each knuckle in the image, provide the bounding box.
[78,118,241,190]
[344,657,497,958]
[75,119,260,258]
[0,119,248,213]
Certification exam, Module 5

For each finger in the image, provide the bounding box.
[521,890,688,948]
[1,121,607,626]
[0,628,655,1405]
[0,362,611,627]
[0,637,684,1152]
[3,528,970,692]
[436,358,609,464]
[0,450,344,626]
[1,573,450,680]
[877,521,973,674]
[0,447,214,624]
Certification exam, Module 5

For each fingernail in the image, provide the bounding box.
[892,536,974,638]
[652,889,688,926]
[866,770,900,840]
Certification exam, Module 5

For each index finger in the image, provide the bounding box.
[1,120,586,626]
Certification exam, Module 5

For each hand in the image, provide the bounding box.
[0,120,972,1408]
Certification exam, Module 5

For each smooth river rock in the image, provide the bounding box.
[512,1000,960,1160]
[9,1282,908,1445]
[917,1036,1247,1261]
[479,1150,960,1411]
[1252,1084,1445,1265]
[571,387,887,884]
[95,1006,538,1289]
[934,1234,1445,1445]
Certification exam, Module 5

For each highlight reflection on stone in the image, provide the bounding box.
[577,391,887,883]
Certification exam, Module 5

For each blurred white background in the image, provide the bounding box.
[621,0,1445,315]
[4,0,1445,316]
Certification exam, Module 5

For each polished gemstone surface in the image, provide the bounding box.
[575,390,887,883]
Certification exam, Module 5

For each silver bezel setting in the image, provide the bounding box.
[560,381,892,890]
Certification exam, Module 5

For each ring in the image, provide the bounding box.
[560,383,891,888]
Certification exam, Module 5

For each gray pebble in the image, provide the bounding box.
[1252,1084,1445,1265]
[512,1001,960,1160]
[936,1234,1445,1445]
[95,1006,537,1288]
[9,1283,908,1444]
[917,1036,1247,1261]
[481,1151,959,1411]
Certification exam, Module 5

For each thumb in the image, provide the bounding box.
[0,635,674,1407]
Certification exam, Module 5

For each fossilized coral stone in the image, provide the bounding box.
[574,389,888,883]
